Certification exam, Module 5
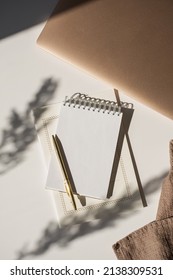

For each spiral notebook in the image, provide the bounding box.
[32,89,146,226]
[46,93,125,199]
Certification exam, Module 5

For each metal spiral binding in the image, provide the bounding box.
[63,93,133,115]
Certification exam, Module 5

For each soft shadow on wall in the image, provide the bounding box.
[0,77,58,175]
[16,170,167,259]
[0,0,93,39]
[0,0,58,39]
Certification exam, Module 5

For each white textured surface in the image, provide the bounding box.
[0,19,173,260]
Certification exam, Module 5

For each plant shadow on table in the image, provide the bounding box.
[0,77,58,175]
[16,170,168,259]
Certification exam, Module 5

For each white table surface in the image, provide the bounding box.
[1,3,173,260]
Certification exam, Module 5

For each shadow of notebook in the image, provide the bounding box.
[37,0,173,119]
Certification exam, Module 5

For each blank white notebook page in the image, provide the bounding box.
[46,100,122,199]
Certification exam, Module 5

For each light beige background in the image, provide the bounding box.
[1,1,173,260]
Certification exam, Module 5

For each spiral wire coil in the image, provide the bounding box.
[63,93,133,115]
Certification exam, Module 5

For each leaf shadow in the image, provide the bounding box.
[0,77,58,175]
[16,170,168,259]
